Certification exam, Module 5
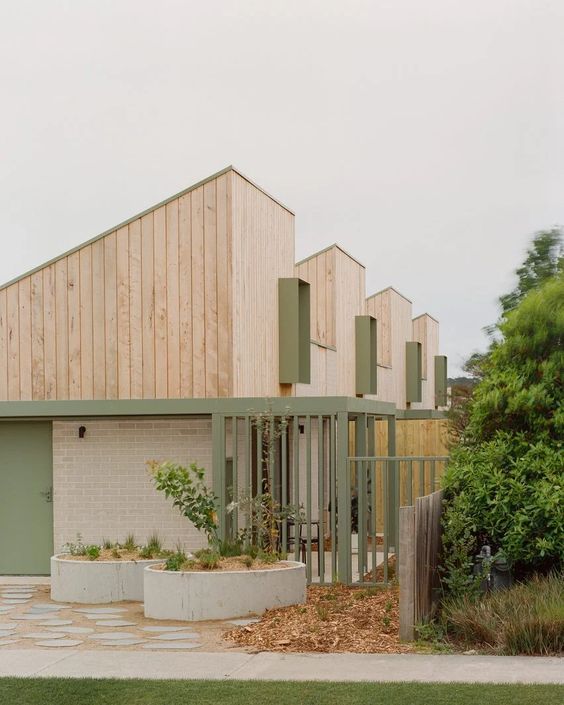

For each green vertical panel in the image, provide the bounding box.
[317,415,325,584]
[305,415,312,583]
[355,415,367,581]
[434,355,448,407]
[292,416,300,562]
[386,416,397,549]
[298,280,311,384]
[0,421,53,575]
[355,316,377,395]
[406,341,422,403]
[278,278,310,384]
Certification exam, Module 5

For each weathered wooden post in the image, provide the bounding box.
[399,504,415,641]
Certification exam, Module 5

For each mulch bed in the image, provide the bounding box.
[225,583,412,653]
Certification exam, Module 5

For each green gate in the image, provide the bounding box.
[0,421,53,575]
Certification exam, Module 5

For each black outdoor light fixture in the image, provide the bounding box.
[78,425,86,439]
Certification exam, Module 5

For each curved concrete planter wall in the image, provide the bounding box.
[144,561,306,621]
[50,555,163,604]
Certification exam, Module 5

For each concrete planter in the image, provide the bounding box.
[50,555,163,603]
[144,561,306,621]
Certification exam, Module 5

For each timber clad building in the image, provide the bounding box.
[0,167,447,576]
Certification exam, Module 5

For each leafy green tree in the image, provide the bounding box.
[441,274,564,593]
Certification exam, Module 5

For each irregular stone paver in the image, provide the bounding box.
[151,632,200,641]
[99,639,146,646]
[0,630,16,638]
[47,627,94,634]
[0,639,20,646]
[0,608,14,614]
[22,633,66,640]
[34,639,83,647]
[1,593,34,599]
[74,608,127,615]
[141,626,190,633]
[95,620,137,627]
[2,599,30,605]
[89,632,139,640]
[31,603,69,610]
[37,620,74,627]
[143,642,203,649]
[0,623,16,630]
[227,618,260,626]
[12,615,55,621]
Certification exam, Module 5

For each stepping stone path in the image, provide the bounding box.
[2,599,30,604]
[89,632,139,640]
[31,603,69,610]
[0,639,19,646]
[74,608,127,614]
[95,620,137,627]
[99,639,146,646]
[0,623,16,630]
[37,620,74,627]
[34,639,83,647]
[47,626,94,634]
[151,632,200,641]
[22,633,66,640]
[143,642,203,650]
[227,618,260,626]
[141,626,189,632]
[0,630,16,638]
[1,593,33,599]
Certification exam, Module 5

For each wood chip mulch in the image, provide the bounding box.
[225,583,412,653]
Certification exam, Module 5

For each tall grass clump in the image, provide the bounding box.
[442,573,564,655]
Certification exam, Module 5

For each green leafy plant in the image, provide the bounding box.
[196,548,221,570]
[165,550,188,572]
[85,545,100,561]
[148,461,219,547]
[123,533,137,552]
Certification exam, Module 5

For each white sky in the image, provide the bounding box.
[1,1,562,375]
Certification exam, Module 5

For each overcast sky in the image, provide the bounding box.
[1,1,562,375]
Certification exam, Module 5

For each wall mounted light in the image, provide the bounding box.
[78,425,86,439]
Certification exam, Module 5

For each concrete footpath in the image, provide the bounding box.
[0,650,562,684]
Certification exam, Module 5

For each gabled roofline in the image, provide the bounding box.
[366,286,412,304]
[1,165,294,291]
[413,312,440,324]
[296,243,365,269]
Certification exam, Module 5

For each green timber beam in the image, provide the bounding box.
[434,355,448,407]
[355,315,377,395]
[0,397,399,419]
[278,278,311,384]
[406,341,423,403]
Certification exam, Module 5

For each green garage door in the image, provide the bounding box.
[0,422,53,575]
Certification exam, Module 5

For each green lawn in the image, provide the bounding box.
[0,679,562,705]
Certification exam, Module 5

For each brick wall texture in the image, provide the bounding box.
[52,418,212,553]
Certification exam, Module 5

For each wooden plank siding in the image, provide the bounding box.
[412,314,440,409]
[295,247,336,349]
[0,170,241,401]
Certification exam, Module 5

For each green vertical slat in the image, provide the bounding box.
[244,416,251,535]
[408,460,413,506]
[386,416,397,546]
[305,415,312,584]
[212,414,226,543]
[330,415,337,580]
[317,415,325,585]
[406,341,423,403]
[355,414,367,582]
[268,415,275,498]
[394,457,401,567]
[370,460,377,585]
[336,411,351,584]
[434,355,448,407]
[232,416,238,537]
[293,416,300,562]
[281,423,288,555]
[382,459,389,585]
[419,459,425,499]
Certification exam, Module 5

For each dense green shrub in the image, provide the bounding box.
[442,436,563,592]
[441,275,563,593]
[442,572,564,655]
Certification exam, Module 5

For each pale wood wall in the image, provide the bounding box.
[295,248,336,348]
[412,314,440,409]
[231,172,295,397]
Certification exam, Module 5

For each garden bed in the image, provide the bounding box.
[144,560,306,621]
[225,583,411,653]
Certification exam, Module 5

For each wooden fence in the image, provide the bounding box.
[399,489,444,641]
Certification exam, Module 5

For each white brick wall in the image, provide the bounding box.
[52,418,213,553]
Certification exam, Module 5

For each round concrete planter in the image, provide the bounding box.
[144,561,306,621]
[50,555,163,604]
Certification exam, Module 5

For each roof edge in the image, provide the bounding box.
[366,285,412,304]
[413,312,440,324]
[296,243,365,269]
[1,165,294,291]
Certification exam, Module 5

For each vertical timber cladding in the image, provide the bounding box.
[0,421,53,575]
[278,278,311,384]
[406,341,423,403]
[355,315,377,395]
[434,355,448,407]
